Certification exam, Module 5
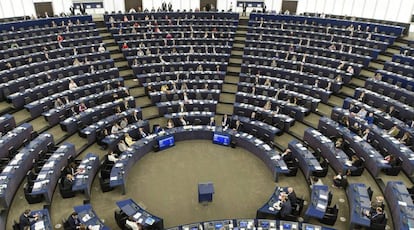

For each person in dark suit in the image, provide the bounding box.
[62,174,74,190]
[387,105,398,118]
[19,209,38,230]
[80,4,86,15]
[67,212,82,229]
[351,155,363,167]
[138,127,148,138]
[242,2,247,16]
[232,119,242,132]
[221,114,230,129]
[153,125,164,134]
[366,207,385,224]
[287,187,298,206]
[281,148,294,163]
[279,194,292,218]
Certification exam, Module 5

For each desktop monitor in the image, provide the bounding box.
[302,224,320,230]
[214,223,223,229]
[213,133,230,146]
[238,221,248,228]
[259,221,269,228]
[158,135,175,150]
[280,221,297,230]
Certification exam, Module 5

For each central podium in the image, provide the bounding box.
[198,182,214,203]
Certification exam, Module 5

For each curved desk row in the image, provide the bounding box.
[0,53,112,100]
[105,12,239,21]
[0,15,92,33]
[342,98,414,141]
[80,108,142,144]
[233,102,294,132]
[245,39,372,67]
[331,107,414,176]
[0,113,15,133]
[137,71,225,85]
[30,142,76,203]
[116,198,163,230]
[376,69,414,92]
[303,128,357,174]
[384,61,413,78]
[242,52,353,85]
[101,120,150,151]
[109,126,289,193]
[156,99,217,115]
[123,46,231,58]
[6,59,115,109]
[239,73,331,104]
[0,51,112,100]
[42,80,126,126]
[318,116,390,177]
[288,140,323,180]
[346,183,371,228]
[249,13,403,37]
[365,78,414,107]
[165,111,214,126]
[354,87,414,121]
[150,89,220,104]
[0,133,53,209]
[385,181,414,230]
[24,68,120,118]
[72,153,100,200]
[240,63,342,94]
[74,204,110,230]
[132,61,228,75]
[393,54,414,66]
[60,96,135,135]
[0,123,33,158]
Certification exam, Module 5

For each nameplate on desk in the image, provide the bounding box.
[319,194,328,200]
[115,163,123,168]
[110,176,118,181]
[33,220,45,230]
[315,165,323,170]
[82,214,92,222]
[316,203,326,210]
[398,201,407,206]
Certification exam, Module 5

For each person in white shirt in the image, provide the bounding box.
[125,217,142,230]
[107,151,118,162]
[356,107,367,118]
[118,140,129,152]
[69,79,78,90]
[98,44,105,53]
[111,124,121,134]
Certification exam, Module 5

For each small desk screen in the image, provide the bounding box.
[213,133,230,146]
[158,135,175,150]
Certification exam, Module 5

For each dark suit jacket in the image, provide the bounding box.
[280,199,292,217]
[288,191,298,206]
[221,117,230,128]
[370,213,385,224]
[19,214,33,230]
[67,216,81,229]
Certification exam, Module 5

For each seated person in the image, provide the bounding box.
[120,118,128,129]
[399,132,412,145]
[232,119,242,132]
[371,196,385,212]
[139,127,148,138]
[388,125,400,137]
[340,116,350,128]
[107,151,119,163]
[349,122,362,136]
[351,155,363,167]
[178,116,188,126]
[365,112,374,125]
[63,174,74,190]
[124,133,135,147]
[281,148,294,163]
[153,125,164,134]
[332,170,347,188]
[78,103,87,113]
[111,123,121,134]
[166,119,175,129]
[125,217,142,230]
[384,154,397,166]
[310,176,324,188]
[335,137,344,149]
[117,140,129,152]
[67,212,82,230]
[365,207,385,224]
[278,194,293,219]
[287,187,297,206]
[19,209,38,229]
[221,114,230,129]
[208,117,215,126]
